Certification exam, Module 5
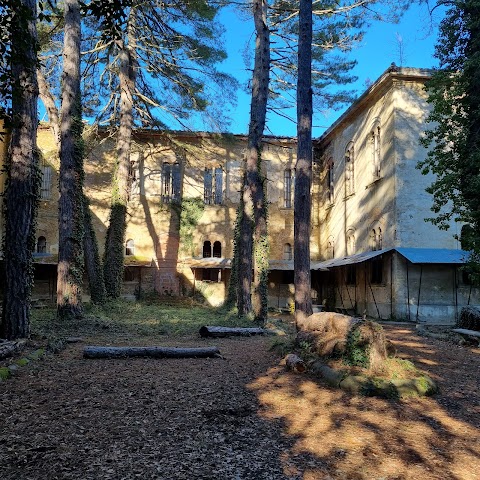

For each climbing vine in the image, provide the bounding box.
[103,203,127,298]
[225,202,242,308]
[172,197,205,256]
[253,148,269,322]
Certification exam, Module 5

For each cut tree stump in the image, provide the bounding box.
[83,346,221,359]
[284,354,307,373]
[199,326,269,338]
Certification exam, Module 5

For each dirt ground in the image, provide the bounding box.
[0,323,479,480]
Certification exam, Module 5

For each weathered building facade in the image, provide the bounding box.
[1,65,477,324]
[312,66,480,324]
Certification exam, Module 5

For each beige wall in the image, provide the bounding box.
[35,127,298,299]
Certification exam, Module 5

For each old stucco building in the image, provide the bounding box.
[1,65,478,324]
[311,65,480,324]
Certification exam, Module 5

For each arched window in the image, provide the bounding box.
[327,237,335,259]
[283,243,292,261]
[370,229,377,251]
[125,239,135,256]
[346,231,356,256]
[37,236,47,254]
[371,123,381,178]
[377,227,383,250]
[327,159,334,204]
[202,241,212,258]
[212,241,222,258]
[345,143,355,196]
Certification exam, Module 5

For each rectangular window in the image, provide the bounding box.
[370,256,383,284]
[162,162,181,203]
[284,169,293,208]
[201,268,220,282]
[327,162,334,204]
[346,265,356,285]
[40,165,52,200]
[204,167,223,205]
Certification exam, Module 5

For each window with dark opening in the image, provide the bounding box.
[346,265,356,285]
[213,241,221,258]
[370,256,383,284]
[204,167,223,204]
[284,169,293,208]
[37,236,47,254]
[203,241,212,257]
[162,162,181,203]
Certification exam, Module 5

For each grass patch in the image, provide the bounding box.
[31,300,256,343]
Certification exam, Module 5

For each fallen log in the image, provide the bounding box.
[83,346,221,359]
[0,339,27,360]
[284,353,307,373]
[199,326,268,338]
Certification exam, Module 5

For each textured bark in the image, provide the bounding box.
[0,340,27,360]
[199,326,268,338]
[284,354,307,373]
[83,196,107,304]
[1,0,39,339]
[294,0,313,327]
[83,345,221,359]
[104,17,137,298]
[237,0,270,319]
[57,0,84,319]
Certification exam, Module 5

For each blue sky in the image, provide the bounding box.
[213,2,446,138]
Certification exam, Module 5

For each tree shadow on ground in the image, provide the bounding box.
[248,325,480,479]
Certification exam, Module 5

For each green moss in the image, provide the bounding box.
[345,327,370,368]
[15,357,30,367]
[0,367,11,380]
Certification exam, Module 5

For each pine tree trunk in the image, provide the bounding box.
[1,0,39,339]
[294,0,313,327]
[251,0,270,323]
[237,0,270,319]
[83,195,107,304]
[57,0,84,320]
[104,20,137,298]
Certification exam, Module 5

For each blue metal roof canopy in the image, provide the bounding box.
[312,248,471,270]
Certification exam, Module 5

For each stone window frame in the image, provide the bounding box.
[344,142,355,197]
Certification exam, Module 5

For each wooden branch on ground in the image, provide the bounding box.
[83,346,221,359]
[0,339,27,360]
[199,326,269,338]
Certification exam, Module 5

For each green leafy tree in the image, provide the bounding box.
[419,0,480,278]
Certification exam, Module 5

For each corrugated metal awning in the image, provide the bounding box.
[313,248,393,270]
[312,247,471,270]
[396,248,470,264]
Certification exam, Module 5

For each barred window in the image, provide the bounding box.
[284,169,293,208]
[213,241,222,258]
[204,167,223,205]
[203,241,212,258]
[162,162,181,203]
[40,165,52,200]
